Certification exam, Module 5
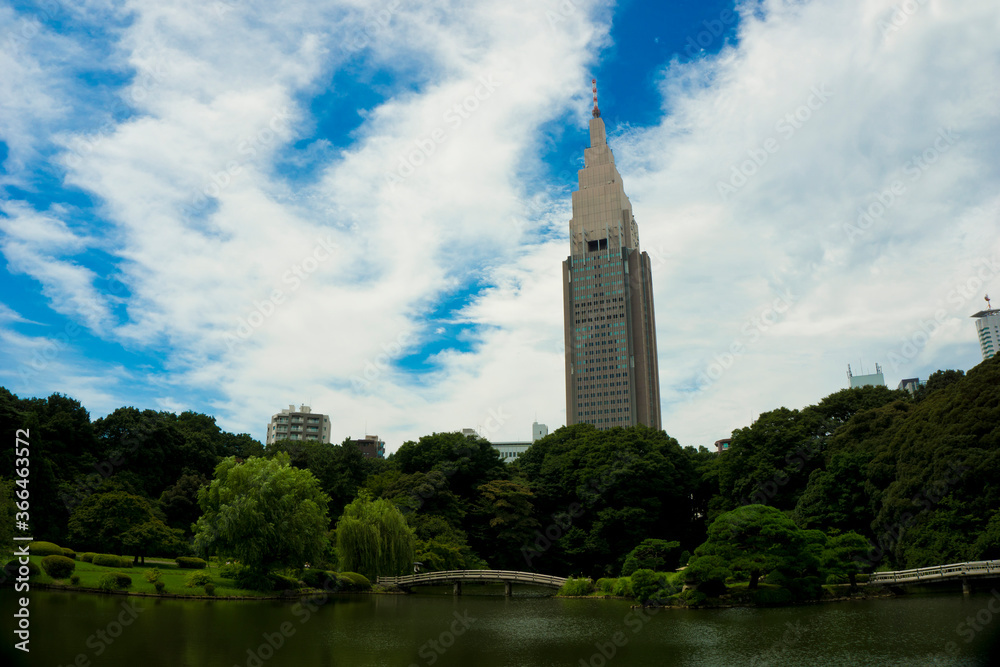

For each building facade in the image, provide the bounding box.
[349,435,385,459]
[972,307,999,360]
[562,87,661,431]
[847,364,885,389]
[266,405,331,445]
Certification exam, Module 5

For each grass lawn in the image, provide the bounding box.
[28,555,276,597]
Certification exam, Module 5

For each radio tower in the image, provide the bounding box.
[592,78,600,118]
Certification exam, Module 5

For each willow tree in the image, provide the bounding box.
[337,490,415,580]
[193,453,329,584]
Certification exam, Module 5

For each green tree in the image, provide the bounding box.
[336,490,416,580]
[820,531,870,589]
[694,505,810,589]
[471,480,540,570]
[620,538,680,576]
[682,554,731,596]
[67,490,173,556]
[193,453,330,582]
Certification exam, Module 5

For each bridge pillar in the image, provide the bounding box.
[963,578,971,595]
[453,582,462,596]
[505,581,512,597]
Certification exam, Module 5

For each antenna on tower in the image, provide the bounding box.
[592,78,601,118]
[987,294,992,309]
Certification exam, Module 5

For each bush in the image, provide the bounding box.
[612,577,634,598]
[679,550,691,567]
[630,569,665,603]
[176,557,207,569]
[855,573,870,584]
[186,571,214,587]
[338,572,371,591]
[752,588,793,606]
[269,573,300,591]
[236,570,273,592]
[788,576,822,602]
[204,583,216,596]
[220,562,249,579]
[301,569,339,589]
[62,548,77,560]
[97,572,132,591]
[30,541,64,557]
[558,576,594,597]
[80,553,95,563]
[144,569,162,584]
[41,555,76,579]
[154,581,166,593]
[825,573,848,585]
[70,575,80,585]
[92,554,127,568]
[678,589,707,607]
[3,559,40,580]
[595,578,616,594]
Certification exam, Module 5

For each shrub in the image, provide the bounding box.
[338,572,372,591]
[678,589,707,607]
[825,573,848,585]
[558,576,594,597]
[144,569,162,584]
[41,555,76,579]
[204,583,216,596]
[70,575,80,585]
[176,557,207,569]
[92,554,126,568]
[855,573,870,584]
[595,578,616,594]
[679,550,691,567]
[301,569,339,589]
[29,541,64,557]
[97,572,132,591]
[186,571,214,587]
[4,559,40,580]
[220,562,249,579]
[612,577,634,598]
[236,570,273,592]
[62,548,77,560]
[154,581,166,593]
[788,576,822,602]
[752,588,793,606]
[630,569,665,604]
[80,553,95,563]
[269,573,300,591]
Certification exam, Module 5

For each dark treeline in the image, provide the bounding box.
[2,353,999,579]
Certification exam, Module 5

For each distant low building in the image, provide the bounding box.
[847,363,885,389]
[532,421,549,442]
[266,405,331,445]
[715,438,731,453]
[897,378,924,395]
[492,441,532,463]
[349,435,385,459]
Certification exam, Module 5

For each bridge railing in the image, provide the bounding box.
[378,569,568,588]
[869,559,1000,585]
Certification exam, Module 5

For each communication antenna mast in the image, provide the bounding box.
[592,78,601,118]
[987,294,992,309]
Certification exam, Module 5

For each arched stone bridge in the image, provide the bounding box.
[869,559,1000,593]
[377,570,567,596]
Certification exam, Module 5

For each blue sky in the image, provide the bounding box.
[2,0,998,450]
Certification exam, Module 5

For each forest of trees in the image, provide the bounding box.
[2,354,999,588]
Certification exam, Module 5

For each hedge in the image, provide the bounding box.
[80,553,95,563]
[92,554,128,568]
[29,541,65,557]
[176,557,207,569]
[61,548,77,560]
[337,572,371,591]
[269,573,300,590]
[41,555,76,579]
[98,572,132,591]
[3,559,40,579]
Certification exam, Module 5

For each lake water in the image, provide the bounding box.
[4,584,999,666]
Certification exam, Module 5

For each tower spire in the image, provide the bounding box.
[592,78,600,118]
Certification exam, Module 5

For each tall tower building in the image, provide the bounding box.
[562,81,661,431]
[972,297,999,360]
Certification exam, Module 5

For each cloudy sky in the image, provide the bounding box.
[2,0,998,451]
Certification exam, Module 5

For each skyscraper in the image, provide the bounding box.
[562,81,661,431]
[972,298,999,360]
